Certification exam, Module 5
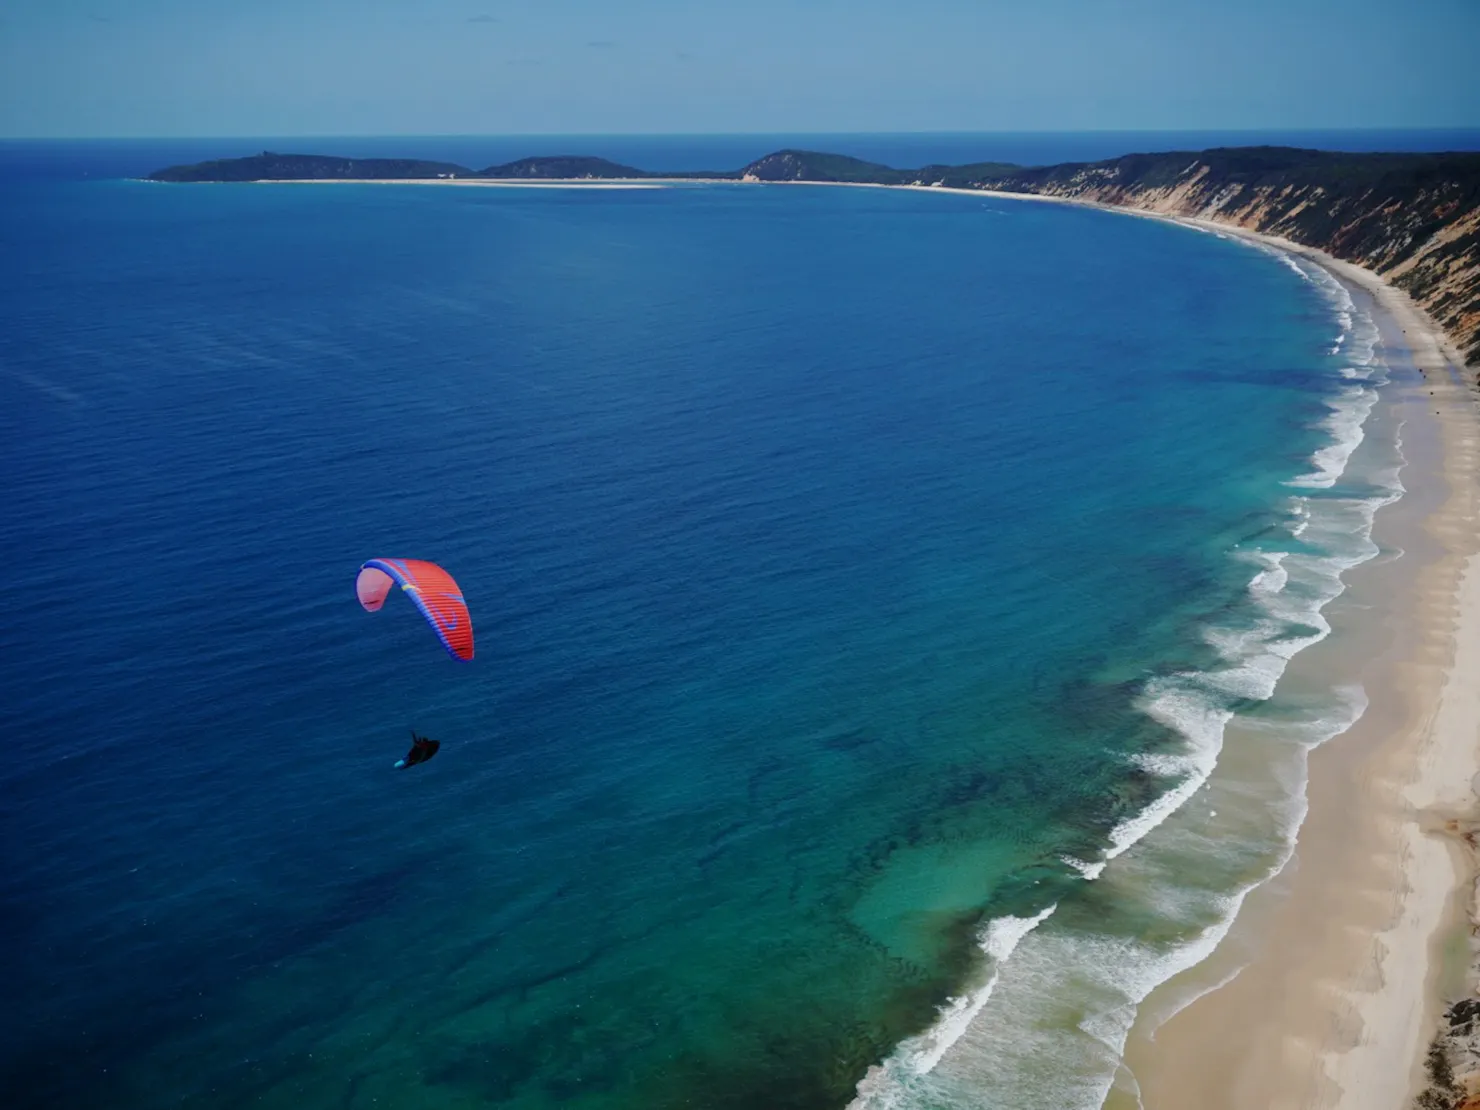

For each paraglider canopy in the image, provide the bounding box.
[357,557,474,661]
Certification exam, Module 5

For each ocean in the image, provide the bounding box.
[0,136,1422,1108]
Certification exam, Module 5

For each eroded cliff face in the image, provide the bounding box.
[979,156,1480,369]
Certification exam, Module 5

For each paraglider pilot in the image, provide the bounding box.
[396,730,440,770]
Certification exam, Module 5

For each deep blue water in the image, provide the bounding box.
[3,127,1479,182]
[1,147,1357,1108]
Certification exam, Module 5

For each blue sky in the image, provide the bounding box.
[3,0,1477,137]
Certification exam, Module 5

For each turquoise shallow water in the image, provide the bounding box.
[1,160,1369,1108]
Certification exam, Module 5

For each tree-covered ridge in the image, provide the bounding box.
[480,156,645,179]
[146,148,1024,185]
[738,150,912,184]
[151,153,670,182]
[734,150,1020,185]
[148,152,474,182]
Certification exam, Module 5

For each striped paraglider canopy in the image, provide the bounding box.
[356,558,474,662]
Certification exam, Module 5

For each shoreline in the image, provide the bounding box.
[160,172,1480,1105]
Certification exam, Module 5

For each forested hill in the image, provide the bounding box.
[479,156,645,178]
[147,146,1480,365]
[148,153,647,182]
[147,153,475,182]
[736,149,1020,186]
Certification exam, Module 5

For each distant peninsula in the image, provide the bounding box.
[148,146,1480,366]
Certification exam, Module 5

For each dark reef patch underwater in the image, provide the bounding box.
[0,144,1390,1108]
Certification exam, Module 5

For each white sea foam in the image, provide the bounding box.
[1249,242,1317,284]
[849,906,1058,1108]
[1301,265,1382,371]
[1247,550,1288,595]
[899,906,1058,1074]
[1289,384,1379,488]
[1331,308,1354,354]
[1061,854,1106,881]
[1115,684,1231,850]
[1078,261,1400,1007]
[1288,500,1311,538]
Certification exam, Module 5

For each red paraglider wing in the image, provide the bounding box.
[356,558,474,661]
